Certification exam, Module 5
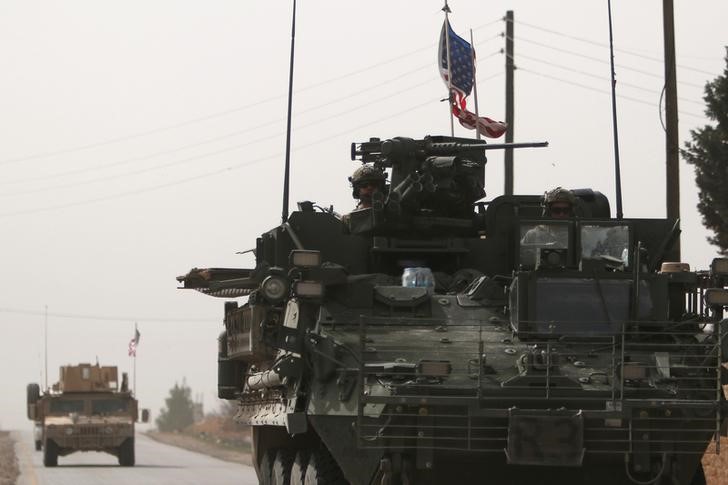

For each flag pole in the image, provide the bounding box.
[443,1,455,136]
[469,29,481,140]
[133,322,137,396]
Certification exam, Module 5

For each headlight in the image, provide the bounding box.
[65,428,73,435]
[290,250,321,268]
[712,258,728,277]
[293,281,324,298]
[705,288,728,307]
[261,275,289,303]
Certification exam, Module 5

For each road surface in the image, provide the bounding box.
[13,430,258,485]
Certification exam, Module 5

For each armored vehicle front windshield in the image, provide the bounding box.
[91,399,128,415]
[580,223,630,266]
[49,399,84,414]
[519,221,570,268]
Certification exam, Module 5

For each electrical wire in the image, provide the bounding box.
[505,34,705,89]
[0,93,451,218]
[514,18,720,76]
[518,67,705,119]
[0,20,502,166]
[0,75,447,197]
[1,51,503,196]
[509,51,704,106]
[0,307,212,323]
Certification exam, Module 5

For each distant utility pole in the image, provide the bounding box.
[44,305,48,390]
[663,0,681,260]
[504,10,515,195]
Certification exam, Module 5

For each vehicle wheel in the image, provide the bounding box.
[304,446,347,485]
[290,451,308,485]
[34,440,42,451]
[690,464,706,485]
[118,438,135,466]
[260,449,275,485]
[272,448,295,485]
[43,440,58,467]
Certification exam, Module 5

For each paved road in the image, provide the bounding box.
[13,430,258,485]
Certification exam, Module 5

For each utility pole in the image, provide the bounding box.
[504,10,515,195]
[663,0,681,260]
[44,305,48,391]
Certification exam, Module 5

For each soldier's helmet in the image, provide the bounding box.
[349,164,387,198]
[542,186,577,216]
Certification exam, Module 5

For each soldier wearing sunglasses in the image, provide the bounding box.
[520,187,576,249]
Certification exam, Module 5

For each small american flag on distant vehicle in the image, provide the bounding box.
[128,328,140,357]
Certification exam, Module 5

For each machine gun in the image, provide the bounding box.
[350,135,547,219]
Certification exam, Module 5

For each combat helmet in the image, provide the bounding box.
[542,186,577,216]
[349,164,387,198]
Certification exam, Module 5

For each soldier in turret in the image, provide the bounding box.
[348,164,387,210]
[520,186,576,251]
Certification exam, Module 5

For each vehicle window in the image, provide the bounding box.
[520,223,569,267]
[49,400,84,414]
[581,225,629,265]
[91,399,128,415]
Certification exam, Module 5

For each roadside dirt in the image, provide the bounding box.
[146,422,252,467]
[0,431,19,485]
[148,417,728,483]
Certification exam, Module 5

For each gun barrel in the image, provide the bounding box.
[481,141,549,150]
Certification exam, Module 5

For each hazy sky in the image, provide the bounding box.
[1,1,726,430]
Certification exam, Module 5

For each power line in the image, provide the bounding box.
[0,307,212,323]
[509,51,704,106]
[518,67,705,119]
[2,47,503,188]
[0,95,446,218]
[0,76,444,197]
[0,20,502,166]
[1,50,504,197]
[506,34,705,89]
[514,18,719,76]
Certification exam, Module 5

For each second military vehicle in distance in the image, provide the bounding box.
[26,362,149,467]
[179,135,728,485]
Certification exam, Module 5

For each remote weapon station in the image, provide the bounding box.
[179,133,728,484]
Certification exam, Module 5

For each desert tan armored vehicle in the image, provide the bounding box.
[26,363,149,467]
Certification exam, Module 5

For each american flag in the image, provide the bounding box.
[128,328,140,357]
[438,19,474,97]
[453,101,508,139]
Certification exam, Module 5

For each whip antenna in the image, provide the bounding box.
[607,0,623,219]
[282,0,297,223]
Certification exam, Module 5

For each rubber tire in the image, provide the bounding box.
[259,449,275,485]
[290,451,308,485]
[43,440,58,467]
[690,464,706,485]
[34,440,42,451]
[303,446,348,485]
[118,438,135,466]
[272,448,295,485]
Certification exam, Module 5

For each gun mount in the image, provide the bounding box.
[349,136,547,227]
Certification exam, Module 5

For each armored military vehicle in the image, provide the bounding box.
[179,135,728,485]
[26,363,149,467]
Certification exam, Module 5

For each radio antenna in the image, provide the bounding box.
[281,0,297,223]
[607,0,623,219]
